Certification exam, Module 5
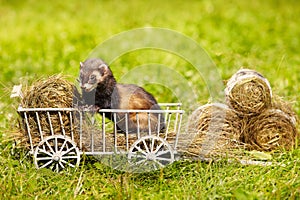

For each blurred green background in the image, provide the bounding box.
[1,0,299,107]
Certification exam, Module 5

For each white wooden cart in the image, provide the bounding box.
[18,103,184,172]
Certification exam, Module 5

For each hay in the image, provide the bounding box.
[184,69,298,157]
[242,97,298,151]
[21,74,81,108]
[225,69,272,116]
[185,103,245,158]
[18,75,82,148]
[271,95,298,125]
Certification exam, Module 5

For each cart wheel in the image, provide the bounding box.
[33,135,80,172]
[128,135,174,172]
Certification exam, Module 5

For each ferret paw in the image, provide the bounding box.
[77,105,100,112]
[88,105,100,112]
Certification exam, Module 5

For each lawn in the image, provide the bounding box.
[0,0,299,199]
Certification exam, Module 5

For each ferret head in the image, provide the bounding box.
[79,58,113,92]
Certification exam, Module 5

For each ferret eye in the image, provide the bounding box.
[90,75,96,80]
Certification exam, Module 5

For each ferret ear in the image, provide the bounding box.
[98,63,108,69]
[98,63,109,75]
[80,62,84,69]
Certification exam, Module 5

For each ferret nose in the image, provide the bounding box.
[80,84,86,89]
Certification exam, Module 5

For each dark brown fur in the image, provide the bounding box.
[79,58,165,133]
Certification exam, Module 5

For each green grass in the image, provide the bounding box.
[1,0,300,199]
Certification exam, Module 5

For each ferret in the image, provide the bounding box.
[79,58,165,133]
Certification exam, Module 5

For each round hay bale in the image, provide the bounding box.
[243,108,297,151]
[185,103,244,158]
[18,75,82,148]
[225,69,272,116]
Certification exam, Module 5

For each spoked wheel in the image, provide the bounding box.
[33,135,80,172]
[128,135,174,173]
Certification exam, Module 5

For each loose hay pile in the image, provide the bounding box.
[225,69,272,116]
[21,75,81,108]
[17,75,82,148]
[185,103,245,158]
